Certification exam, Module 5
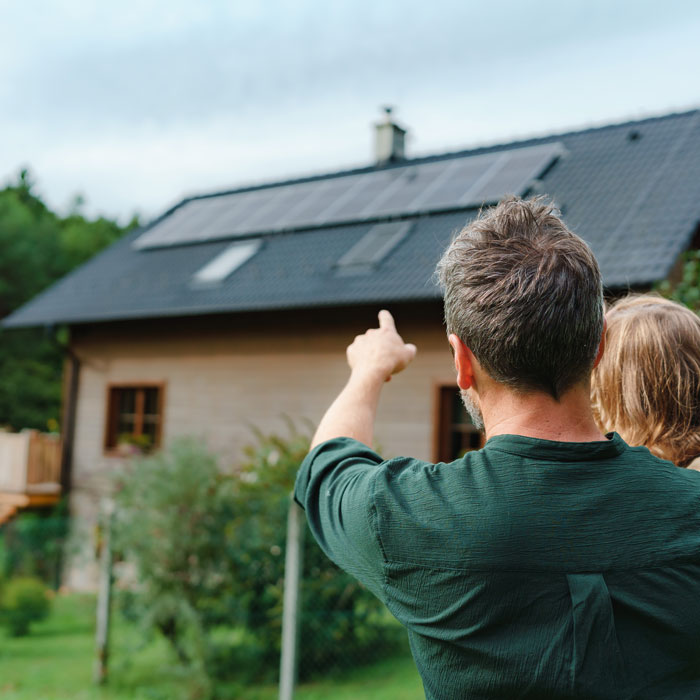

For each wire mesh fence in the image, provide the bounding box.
[0,503,413,698]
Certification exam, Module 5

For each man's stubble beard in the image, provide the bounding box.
[460,389,484,431]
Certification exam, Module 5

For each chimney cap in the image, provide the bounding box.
[374,106,407,164]
[377,105,405,130]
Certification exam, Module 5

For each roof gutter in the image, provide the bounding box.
[46,326,81,495]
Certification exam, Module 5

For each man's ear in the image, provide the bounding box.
[448,334,475,390]
[593,319,607,369]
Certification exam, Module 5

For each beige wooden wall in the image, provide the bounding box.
[65,304,456,589]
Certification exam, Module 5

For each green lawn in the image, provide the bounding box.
[238,653,424,700]
[0,594,424,700]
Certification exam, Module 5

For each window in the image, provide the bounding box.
[105,385,164,453]
[192,239,261,286]
[434,385,484,462]
[335,221,412,276]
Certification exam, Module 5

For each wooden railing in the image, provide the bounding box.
[0,430,62,494]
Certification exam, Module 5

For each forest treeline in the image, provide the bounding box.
[0,170,138,430]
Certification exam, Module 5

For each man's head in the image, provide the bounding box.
[436,196,604,401]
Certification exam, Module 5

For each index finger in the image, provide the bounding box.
[378,309,396,331]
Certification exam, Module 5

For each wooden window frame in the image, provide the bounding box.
[432,381,485,463]
[104,382,166,456]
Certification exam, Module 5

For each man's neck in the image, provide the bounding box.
[481,382,606,443]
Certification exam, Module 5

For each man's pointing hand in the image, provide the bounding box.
[310,310,416,448]
[347,310,417,383]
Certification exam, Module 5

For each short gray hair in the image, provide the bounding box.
[436,196,604,399]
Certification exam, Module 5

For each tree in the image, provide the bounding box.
[0,169,138,430]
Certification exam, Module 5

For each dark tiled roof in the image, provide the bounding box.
[5,110,700,328]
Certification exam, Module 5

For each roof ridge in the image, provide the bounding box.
[174,107,699,209]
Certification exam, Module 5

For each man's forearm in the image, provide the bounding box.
[310,310,416,449]
[310,370,385,449]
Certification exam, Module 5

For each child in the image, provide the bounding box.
[591,294,700,469]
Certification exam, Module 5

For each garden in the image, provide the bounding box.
[0,593,423,700]
[0,428,424,699]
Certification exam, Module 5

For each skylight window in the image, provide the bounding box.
[192,239,261,286]
[335,222,413,277]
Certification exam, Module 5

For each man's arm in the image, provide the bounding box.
[310,310,417,449]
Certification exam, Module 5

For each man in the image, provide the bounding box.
[294,197,700,699]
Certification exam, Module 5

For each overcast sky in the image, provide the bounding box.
[2,0,699,223]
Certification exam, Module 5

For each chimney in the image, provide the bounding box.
[374,106,406,165]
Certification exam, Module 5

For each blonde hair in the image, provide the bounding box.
[591,294,700,467]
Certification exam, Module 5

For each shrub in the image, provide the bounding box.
[113,429,402,695]
[658,249,700,311]
[0,499,69,588]
[1,576,51,636]
[231,426,401,680]
[112,438,238,695]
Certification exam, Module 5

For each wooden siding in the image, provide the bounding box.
[65,304,456,588]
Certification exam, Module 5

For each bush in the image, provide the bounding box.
[658,249,700,311]
[113,429,402,695]
[1,576,51,636]
[0,499,69,588]
[232,426,401,680]
[112,439,238,696]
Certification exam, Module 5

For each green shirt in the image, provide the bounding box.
[294,433,700,699]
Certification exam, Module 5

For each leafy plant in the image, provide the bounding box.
[116,432,153,454]
[112,438,238,694]
[0,499,69,588]
[113,429,402,696]
[1,576,51,636]
[657,249,700,311]
[232,425,400,679]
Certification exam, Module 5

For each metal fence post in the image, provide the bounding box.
[279,498,305,700]
[94,498,114,685]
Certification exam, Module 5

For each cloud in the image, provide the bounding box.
[1,0,699,221]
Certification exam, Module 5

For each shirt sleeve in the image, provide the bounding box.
[294,437,387,601]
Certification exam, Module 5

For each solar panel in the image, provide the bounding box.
[281,179,337,226]
[371,161,445,216]
[134,142,563,250]
[471,144,564,203]
[414,153,503,211]
[224,189,279,235]
[409,158,464,209]
[309,174,371,223]
[459,153,511,204]
[203,192,269,237]
[330,170,399,221]
[234,185,298,233]
[133,199,221,249]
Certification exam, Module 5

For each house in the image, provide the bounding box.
[4,108,700,588]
